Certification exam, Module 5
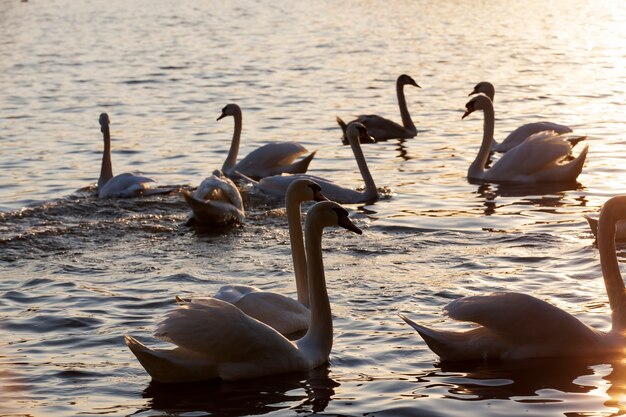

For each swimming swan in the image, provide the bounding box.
[401,194,626,361]
[180,179,327,335]
[337,74,420,144]
[469,81,579,153]
[125,201,362,382]
[463,94,588,183]
[97,113,156,198]
[254,122,379,204]
[219,104,316,180]
[182,170,245,227]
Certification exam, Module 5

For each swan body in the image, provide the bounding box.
[126,201,362,383]
[463,94,588,183]
[337,74,420,144]
[219,104,316,180]
[97,113,156,198]
[254,122,379,204]
[183,170,244,227]
[402,195,626,361]
[183,179,327,335]
[469,81,575,153]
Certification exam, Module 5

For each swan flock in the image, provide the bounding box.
[89,77,620,383]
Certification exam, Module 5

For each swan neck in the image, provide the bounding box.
[397,81,415,132]
[468,105,495,179]
[598,197,626,331]
[350,138,377,200]
[221,108,242,173]
[298,219,332,357]
[99,126,113,189]
[286,195,309,307]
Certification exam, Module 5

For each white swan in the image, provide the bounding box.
[337,74,420,144]
[584,215,626,241]
[253,122,379,204]
[125,201,362,383]
[401,194,626,361]
[182,170,245,227]
[180,179,327,335]
[218,104,316,180]
[463,94,588,183]
[97,113,156,198]
[469,81,580,153]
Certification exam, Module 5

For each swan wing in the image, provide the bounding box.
[488,131,573,177]
[155,298,297,363]
[235,142,308,178]
[183,191,244,225]
[257,174,363,204]
[445,292,599,345]
[495,122,572,152]
[99,172,155,198]
[233,291,310,335]
[355,115,413,140]
[213,284,260,304]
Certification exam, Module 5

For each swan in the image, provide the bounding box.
[463,94,588,183]
[97,113,157,198]
[218,104,316,180]
[252,122,379,204]
[336,74,420,144]
[584,215,626,241]
[182,170,245,227]
[180,178,327,335]
[125,201,362,383]
[469,81,581,153]
[401,194,626,361]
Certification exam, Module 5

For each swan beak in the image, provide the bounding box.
[468,88,479,96]
[314,190,329,202]
[339,216,362,235]
[461,110,471,119]
[216,114,226,121]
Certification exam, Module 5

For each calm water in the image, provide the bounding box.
[1,0,626,416]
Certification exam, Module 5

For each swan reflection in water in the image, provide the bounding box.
[139,365,338,416]
[413,356,626,415]
[474,181,586,217]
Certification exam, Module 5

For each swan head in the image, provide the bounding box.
[307,201,362,235]
[398,74,421,88]
[287,179,328,204]
[346,122,375,145]
[469,81,495,101]
[462,94,492,119]
[99,113,110,133]
[217,103,241,121]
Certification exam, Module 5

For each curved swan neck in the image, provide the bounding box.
[99,123,113,189]
[397,80,415,132]
[468,103,495,179]
[349,137,377,199]
[221,107,243,173]
[286,195,309,307]
[598,196,626,331]
[298,217,332,357]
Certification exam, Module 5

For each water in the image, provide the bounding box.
[1,0,626,415]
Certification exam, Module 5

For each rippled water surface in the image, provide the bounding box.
[2,0,626,416]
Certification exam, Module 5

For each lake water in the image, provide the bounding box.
[1,0,626,416]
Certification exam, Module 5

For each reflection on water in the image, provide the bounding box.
[139,366,337,416]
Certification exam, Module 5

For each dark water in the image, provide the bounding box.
[2,0,626,416]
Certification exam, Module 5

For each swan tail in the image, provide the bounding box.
[566,135,587,148]
[125,335,218,383]
[566,143,588,179]
[400,315,474,361]
[583,215,598,239]
[175,295,188,305]
[336,116,349,145]
[282,150,317,175]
